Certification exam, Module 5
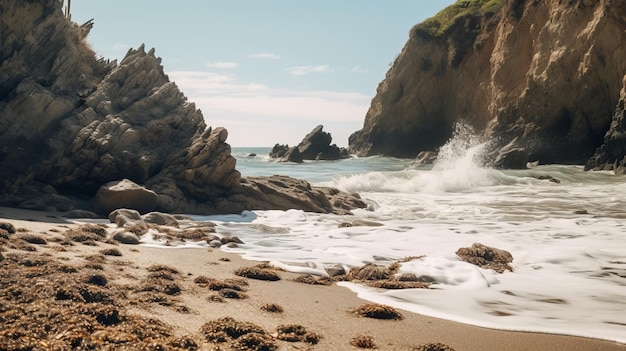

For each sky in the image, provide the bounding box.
[69,1,456,147]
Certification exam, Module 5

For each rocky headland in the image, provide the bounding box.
[349,0,626,170]
[0,0,364,215]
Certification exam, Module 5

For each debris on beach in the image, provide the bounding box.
[350,334,377,348]
[235,264,282,281]
[351,303,404,320]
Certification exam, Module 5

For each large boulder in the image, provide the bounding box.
[93,179,158,214]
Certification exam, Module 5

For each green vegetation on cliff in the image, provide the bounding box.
[414,0,503,37]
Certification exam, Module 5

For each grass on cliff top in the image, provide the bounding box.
[414,0,503,37]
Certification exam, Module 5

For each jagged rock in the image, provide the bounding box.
[413,151,438,165]
[349,0,626,167]
[270,145,303,163]
[270,125,349,162]
[456,243,513,273]
[0,0,370,216]
[93,179,158,214]
[493,147,528,169]
[585,74,626,173]
[297,125,345,160]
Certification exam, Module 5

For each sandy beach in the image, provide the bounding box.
[1,206,624,351]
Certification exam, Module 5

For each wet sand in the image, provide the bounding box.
[1,206,624,351]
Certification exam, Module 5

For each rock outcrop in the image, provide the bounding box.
[585,74,626,173]
[349,0,626,168]
[0,0,365,215]
[270,125,349,162]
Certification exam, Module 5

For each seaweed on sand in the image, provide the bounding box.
[351,334,377,349]
[235,264,281,281]
[351,303,404,320]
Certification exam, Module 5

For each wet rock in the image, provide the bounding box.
[532,175,561,183]
[111,230,141,245]
[456,243,513,273]
[413,151,438,165]
[208,240,222,248]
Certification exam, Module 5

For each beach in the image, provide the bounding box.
[1,206,624,351]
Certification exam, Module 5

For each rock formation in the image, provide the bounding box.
[585,74,626,173]
[349,0,626,168]
[270,125,349,162]
[0,0,364,215]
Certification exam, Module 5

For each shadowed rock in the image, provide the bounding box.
[349,1,626,168]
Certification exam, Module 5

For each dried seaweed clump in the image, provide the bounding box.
[235,264,281,281]
[276,324,320,344]
[350,334,377,349]
[15,233,47,245]
[64,224,108,243]
[260,303,284,313]
[366,280,429,290]
[413,342,456,351]
[0,252,190,350]
[455,243,513,273]
[194,276,246,291]
[347,263,395,281]
[100,248,122,256]
[292,274,333,285]
[351,303,403,320]
[200,317,275,350]
[147,264,180,274]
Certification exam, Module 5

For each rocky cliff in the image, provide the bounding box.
[0,0,364,214]
[349,0,626,169]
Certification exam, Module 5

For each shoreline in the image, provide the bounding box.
[1,206,625,351]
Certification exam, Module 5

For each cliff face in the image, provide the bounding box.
[0,0,364,214]
[349,0,626,167]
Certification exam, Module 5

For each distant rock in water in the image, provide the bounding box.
[270,125,350,162]
[349,0,626,169]
[0,0,365,215]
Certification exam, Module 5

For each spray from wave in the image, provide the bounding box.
[332,123,516,193]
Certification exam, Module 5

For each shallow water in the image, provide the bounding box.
[220,142,626,343]
[158,140,626,343]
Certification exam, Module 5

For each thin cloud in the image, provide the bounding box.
[111,43,129,51]
[206,61,238,69]
[286,65,330,76]
[350,65,369,73]
[250,52,281,60]
[168,70,369,123]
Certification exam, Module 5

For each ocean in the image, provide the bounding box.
[164,131,625,343]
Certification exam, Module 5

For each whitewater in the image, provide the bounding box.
[150,129,626,343]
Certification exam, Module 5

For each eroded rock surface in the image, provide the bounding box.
[0,0,363,215]
[349,0,626,168]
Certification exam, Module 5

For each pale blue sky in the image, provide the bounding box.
[69,1,455,147]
